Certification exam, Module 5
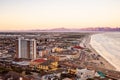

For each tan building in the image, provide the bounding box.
[39,50,49,57]
[37,60,58,71]
[52,47,63,52]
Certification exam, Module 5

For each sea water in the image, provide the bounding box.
[90,32,120,71]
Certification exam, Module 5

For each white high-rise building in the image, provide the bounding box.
[16,37,37,60]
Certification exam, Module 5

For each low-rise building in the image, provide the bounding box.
[76,68,95,80]
[29,58,47,69]
[52,47,63,53]
[38,60,58,71]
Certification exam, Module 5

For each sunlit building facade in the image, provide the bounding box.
[16,37,36,60]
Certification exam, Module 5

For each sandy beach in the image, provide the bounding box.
[79,34,115,71]
[82,35,116,70]
[89,32,120,71]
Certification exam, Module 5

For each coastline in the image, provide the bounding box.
[87,34,116,71]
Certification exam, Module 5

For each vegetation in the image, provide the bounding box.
[86,49,92,52]
[0,67,9,74]
[87,78,94,80]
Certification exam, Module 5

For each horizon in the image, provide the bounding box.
[0,27,119,32]
[0,0,120,30]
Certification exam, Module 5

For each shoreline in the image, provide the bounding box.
[86,34,116,71]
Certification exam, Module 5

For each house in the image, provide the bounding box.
[68,68,77,74]
[3,71,30,80]
[29,58,47,70]
[37,60,58,71]
[95,71,105,78]
[76,68,95,80]
[73,46,84,50]
[52,47,63,52]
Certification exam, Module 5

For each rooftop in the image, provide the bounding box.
[32,58,47,63]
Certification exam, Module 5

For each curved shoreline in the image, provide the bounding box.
[90,33,120,71]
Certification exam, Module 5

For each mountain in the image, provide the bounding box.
[50,28,71,31]
[79,27,120,31]
[31,27,120,32]
[0,27,120,32]
[32,28,74,32]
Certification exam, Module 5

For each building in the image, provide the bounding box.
[29,58,47,69]
[16,37,37,60]
[52,47,63,53]
[38,60,58,71]
[38,50,49,57]
[4,71,30,80]
[76,68,95,80]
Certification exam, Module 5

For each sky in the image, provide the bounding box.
[0,0,120,30]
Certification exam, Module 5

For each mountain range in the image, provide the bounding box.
[0,27,120,32]
[31,27,120,32]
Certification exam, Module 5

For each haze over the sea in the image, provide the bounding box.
[0,0,120,30]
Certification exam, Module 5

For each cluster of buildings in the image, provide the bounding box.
[0,33,119,80]
[14,37,81,71]
[7,37,111,80]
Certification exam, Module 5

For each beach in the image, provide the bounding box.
[90,32,120,71]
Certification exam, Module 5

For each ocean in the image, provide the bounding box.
[90,32,120,71]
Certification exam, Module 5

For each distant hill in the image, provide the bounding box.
[0,27,120,32]
[31,27,120,32]
[79,27,120,31]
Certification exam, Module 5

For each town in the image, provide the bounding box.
[0,32,120,80]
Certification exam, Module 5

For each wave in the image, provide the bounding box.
[90,32,120,71]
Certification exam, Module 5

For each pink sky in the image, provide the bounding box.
[0,0,120,30]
